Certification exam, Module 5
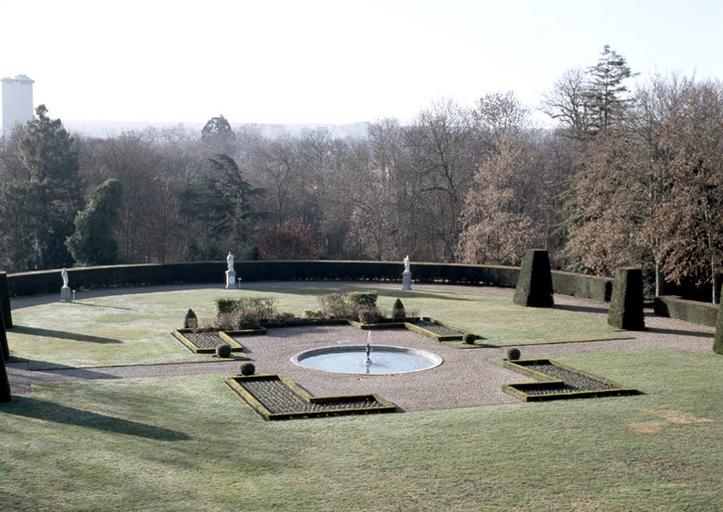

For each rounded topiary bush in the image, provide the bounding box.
[216,343,232,358]
[240,362,256,376]
[463,333,476,345]
[507,348,521,360]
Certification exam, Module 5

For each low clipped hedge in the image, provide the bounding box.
[6,260,520,297]
[551,271,612,302]
[654,296,719,327]
[4,260,619,306]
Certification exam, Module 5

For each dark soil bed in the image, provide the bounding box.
[524,362,614,391]
[412,319,463,336]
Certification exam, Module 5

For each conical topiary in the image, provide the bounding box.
[714,286,722,355]
[607,267,645,330]
[0,307,8,362]
[0,313,10,401]
[392,298,406,320]
[513,250,554,307]
[184,308,198,329]
[0,272,12,328]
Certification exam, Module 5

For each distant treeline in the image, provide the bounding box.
[0,46,720,301]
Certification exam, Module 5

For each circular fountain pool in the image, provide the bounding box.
[291,345,443,375]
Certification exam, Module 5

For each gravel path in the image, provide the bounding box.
[5,281,716,411]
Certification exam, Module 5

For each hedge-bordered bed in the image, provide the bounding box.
[502,358,641,401]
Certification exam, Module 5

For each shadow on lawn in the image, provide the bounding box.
[554,304,609,315]
[2,396,191,441]
[274,287,475,302]
[72,301,134,311]
[645,326,714,339]
[11,325,122,344]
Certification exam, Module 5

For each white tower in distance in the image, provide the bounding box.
[2,74,34,137]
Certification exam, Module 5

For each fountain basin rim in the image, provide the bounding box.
[291,344,443,375]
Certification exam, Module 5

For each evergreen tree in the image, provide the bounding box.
[11,105,83,269]
[585,45,637,134]
[66,179,122,265]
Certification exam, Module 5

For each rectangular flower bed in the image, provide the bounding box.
[226,374,397,420]
[404,317,467,341]
[501,358,641,402]
[172,328,250,354]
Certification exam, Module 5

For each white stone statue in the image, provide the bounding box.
[402,255,412,290]
[226,252,235,272]
[60,268,72,301]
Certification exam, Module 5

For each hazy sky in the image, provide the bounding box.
[1,0,722,125]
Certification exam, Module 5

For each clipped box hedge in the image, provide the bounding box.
[551,271,612,302]
[6,260,613,306]
[654,295,719,328]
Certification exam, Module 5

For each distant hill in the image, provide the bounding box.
[63,120,370,139]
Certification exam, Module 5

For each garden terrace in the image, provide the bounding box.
[1,279,720,511]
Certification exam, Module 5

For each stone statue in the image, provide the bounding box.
[60,268,72,301]
[402,255,412,290]
[225,252,237,289]
[226,252,235,272]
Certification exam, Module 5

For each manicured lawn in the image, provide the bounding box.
[7,284,623,368]
[1,349,720,511]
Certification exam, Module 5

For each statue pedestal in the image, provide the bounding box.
[60,286,72,302]
[225,270,237,289]
[402,270,412,290]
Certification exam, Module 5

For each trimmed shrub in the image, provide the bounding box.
[240,362,256,376]
[551,271,612,302]
[607,268,645,330]
[303,310,324,319]
[318,292,354,319]
[391,298,406,320]
[654,296,718,327]
[0,311,9,363]
[0,272,12,328]
[216,343,232,358]
[347,291,378,308]
[215,298,237,316]
[463,333,476,345]
[714,289,722,355]
[215,297,276,328]
[357,305,381,325]
[507,348,521,360]
[513,250,554,307]
[184,308,198,329]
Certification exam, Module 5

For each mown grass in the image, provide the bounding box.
[0,348,720,511]
[7,284,623,367]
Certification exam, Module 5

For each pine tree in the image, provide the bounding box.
[585,45,637,134]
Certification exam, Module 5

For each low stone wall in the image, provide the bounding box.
[654,295,719,327]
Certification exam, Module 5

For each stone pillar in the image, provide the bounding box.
[513,249,554,307]
[0,272,12,328]
[714,285,723,355]
[225,270,237,289]
[402,270,412,290]
[607,267,645,330]
[60,286,72,302]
